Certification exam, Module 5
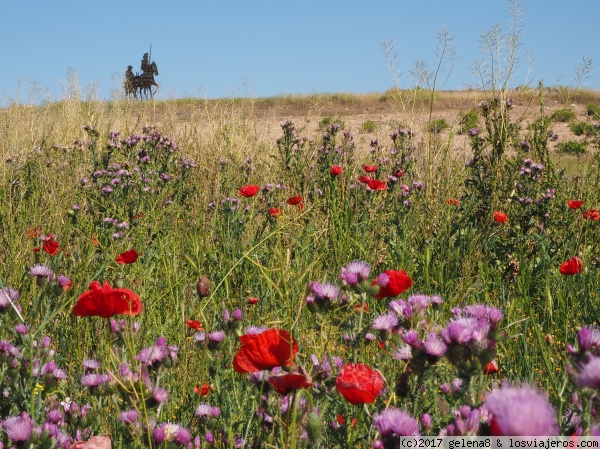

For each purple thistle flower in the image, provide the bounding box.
[308,281,339,301]
[452,378,463,392]
[441,318,479,345]
[485,385,558,436]
[207,330,225,350]
[205,432,215,444]
[51,368,67,380]
[29,264,54,279]
[2,412,33,442]
[578,357,600,390]
[245,325,267,335]
[46,409,63,424]
[137,344,167,366]
[14,323,29,335]
[233,435,245,448]
[340,260,371,286]
[365,332,377,342]
[392,345,412,361]
[174,426,192,445]
[577,327,600,354]
[57,275,71,289]
[406,294,430,315]
[137,337,178,367]
[306,281,340,311]
[389,299,413,320]
[193,331,206,344]
[423,333,447,358]
[421,413,432,430]
[373,407,420,439]
[81,373,110,388]
[82,359,101,371]
[196,403,219,420]
[0,287,19,309]
[402,329,421,348]
[372,312,398,331]
[445,406,481,436]
[119,409,139,424]
[153,426,166,444]
[152,386,169,404]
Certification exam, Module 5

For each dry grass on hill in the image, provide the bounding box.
[1,88,599,167]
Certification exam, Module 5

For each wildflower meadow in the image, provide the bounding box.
[2,17,600,449]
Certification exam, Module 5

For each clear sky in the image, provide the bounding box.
[2,0,599,103]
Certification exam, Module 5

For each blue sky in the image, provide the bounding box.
[2,0,599,102]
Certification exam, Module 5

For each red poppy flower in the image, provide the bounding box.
[336,415,345,425]
[248,297,259,304]
[42,239,59,256]
[238,184,260,197]
[92,235,99,246]
[330,165,343,176]
[393,169,404,178]
[194,383,210,395]
[363,165,378,173]
[560,256,583,276]
[483,359,499,375]
[286,196,304,209]
[116,249,138,264]
[493,211,508,223]
[232,328,299,373]
[367,179,387,191]
[186,319,203,331]
[268,207,283,217]
[336,363,384,405]
[446,198,459,206]
[268,370,313,395]
[567,200,584,209]
[72,281,142,318]
[583,209,600,221]
[372,269,413,299]
[358,176,372,184]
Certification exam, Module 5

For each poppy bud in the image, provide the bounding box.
[196,275,211,298]
[114,277,124,288]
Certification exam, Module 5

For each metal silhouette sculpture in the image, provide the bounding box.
[124,51,159,99]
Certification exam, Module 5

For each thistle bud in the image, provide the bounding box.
[306,411,322,445]
[196,275,210,298]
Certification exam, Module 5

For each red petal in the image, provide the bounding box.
[233,328,298,373]
[336,363,383,405]
[286,195,303,206]
[269,372,313,395]
[116,249,138,264]
[238,185,260,197]
[72,281,142,318]
[43,240,59,256]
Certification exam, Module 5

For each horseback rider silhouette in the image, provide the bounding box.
[124,65,137,98]
[141,53,150,73]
